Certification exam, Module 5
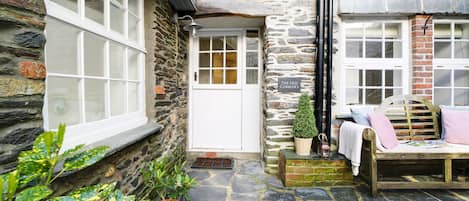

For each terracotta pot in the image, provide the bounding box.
[294,137,313,156]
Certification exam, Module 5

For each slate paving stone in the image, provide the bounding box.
[232,175,267,193]
[450,190,469,198]
[231,193,260,201]
[265,175,284,189]
[200,170,234,186]
[263,190,295,201]
[356,185,387,201]
[382,190,438,201]
[237,161,265,176]
[295,188,332,200]
[188,170,211,181]
[330,187,358,201]
[189,186,227,201]
[425,190,464,201]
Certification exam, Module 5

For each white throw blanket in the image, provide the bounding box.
[338,121,385,176]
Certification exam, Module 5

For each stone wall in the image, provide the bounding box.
[263,0,317,174]
[0,0,46,173]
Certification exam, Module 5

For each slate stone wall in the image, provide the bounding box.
[263,0,317,174]
[0,0,47,174]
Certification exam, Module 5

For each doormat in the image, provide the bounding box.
[191,157,233,169]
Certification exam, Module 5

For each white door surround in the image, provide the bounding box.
[188,29,262,153]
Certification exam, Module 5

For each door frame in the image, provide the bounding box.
[187,28,263,153]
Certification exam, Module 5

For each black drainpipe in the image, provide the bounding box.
[314,0,325,135]
[325,0,333,142]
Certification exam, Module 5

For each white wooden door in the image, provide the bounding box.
[189,30,261,152]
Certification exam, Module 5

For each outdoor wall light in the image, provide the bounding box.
[176,15,203,38]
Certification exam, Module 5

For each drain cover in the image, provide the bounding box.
[191,157,233,169]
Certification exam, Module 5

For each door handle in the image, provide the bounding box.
[194,72,197,82]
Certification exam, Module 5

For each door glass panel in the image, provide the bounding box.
[366,70,382,86]
[246,52,258,67]
[385,41,402,58]
[212,69,223,84]
[85,0,104,24]
[226,70,237,84]
[226,36,237,50]
[110,81,126,116]
[435,42,451,58]
[212,53,223,67]
[454,42,469,58]
[247,38,259,50]
[345,23,363,39]
[434,88,452,105]
[346,41,363,58]
[199,53,210,67]
[346,69,362,86]
[212,37,224,50]
[455,23,469,40]
[199,37,210,51]
[246,69,258,84]
[365,23,382,39]
[385,70,402,87]
[199,70,210,84]
[454,89,469,106]
[365,89,382,104]
[226,52,237,67]
[84,32,105,76]
[85,79,105,122]
[455,70,469,87]
[365,41,382,58]
[385,88,402,98]
[246,30,259,38]
[435,24,451,39]
[47,77,81,128]
[434,69,451,87]
[385,23,401,39]
[346,88,362,105]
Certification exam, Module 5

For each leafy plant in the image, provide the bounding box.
[141,157,196,201]
[292,93,318,138]
[0,124,134,201]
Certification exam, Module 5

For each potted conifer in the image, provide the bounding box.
[293,93,318,156]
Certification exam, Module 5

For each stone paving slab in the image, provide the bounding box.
[187,160,469,201]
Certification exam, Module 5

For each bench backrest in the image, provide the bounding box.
[375,95,440,140]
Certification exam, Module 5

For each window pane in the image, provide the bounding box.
[247,30,259,38]
[128,49,139,80]
[110,43,125,79]
[346,69,362,86]
[366,70,382,86]
[128,0,139,15]
[46,18,79,75]
[199,70,210,84]
[434,24,451,39]
[346,41,363,58]
[199,53,210,67]
[110,3,125,34]
[128,14,140,43]
[455,23,469,40]
[246,69,258,84]
[47,77,81,128]
[199,37,210,51]
[110,81,126,116]
[212,37,224,50]
[85,79,105,122]
[247,38,259,50]
[345,23,363,39]
[246,52,258,67]
[455,70,469,87]
[454,89,469,106]
[346,88,362,105]
[385,88,402,98]
[454,42,469,58]
[365,89,382,104]
[128,82,139,112]
[385,70,402,87]
[212,69,223,84]
[51,0,77,11]
[385,41,402,58]
[385,23,401,39]
[212,53,223,67]
[434,42,451,58]
[365,41,382,58]
[226,52,237,67]
[434,88,452,105]
[226,70,237,84]
[365,23,382,39]
[85,0,104,24]
[226,36,237,50]
[84,33,105,76]
[434,69,451,87]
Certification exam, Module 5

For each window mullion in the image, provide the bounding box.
[78,31,86,123]
[104,0,110,30]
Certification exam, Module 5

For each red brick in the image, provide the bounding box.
[19,61,46,79]
[414,84,432,89]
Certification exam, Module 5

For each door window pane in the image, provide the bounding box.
[346,88,362,105]
[247,38,259,50]
[110,81,126,116]
[434,42,451,58]
[226,52,237,67]
[385,23,401,39]
[455,23,469,40]
[434,70,451,87]
[346,41,363,58]
[346,69,362,86]
[246,52,258,67]
[212,69,223,84]
[128,82,139,112]
[385,41,402,58]
[385,88,402,98]
[365,70,382,86]
[85,0,104,24]
[455,70,469,87]
[345,23,363,39]
[226,70,237,84]
[454,89,469,106]
[199,70,210,84]
[47,77,81,128]
[365,89,382,104]
[110,43,125,79]
[85,79,105,122]
[199,53,210,67]
[365,41,382,58]
[212,37,224,50]
[128,49,139,80]
[226,36,237,50]
[212,53,223,67]
[84,33,105,76]
[454,42,469,58]
[435,24,451,39]
[246,69,258,84]
[385,70,402,87]
[365,23,382,39]
[246,30,259,38]
[110,3,125,34]
[199,37,210,51]
[434,88,452,105]
[51,0,78,11]
[46,18,80,75]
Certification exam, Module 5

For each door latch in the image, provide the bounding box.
[194,72,197,82]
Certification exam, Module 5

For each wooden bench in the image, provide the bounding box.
[359,95,469,196]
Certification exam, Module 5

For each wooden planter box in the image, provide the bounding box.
[279,150,353,187]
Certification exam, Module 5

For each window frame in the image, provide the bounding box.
[433,19,469,107]
[44,0,147,150]
[339,19,410,113]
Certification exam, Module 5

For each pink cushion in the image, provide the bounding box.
[368,113,399,149]
[442,109,469,145]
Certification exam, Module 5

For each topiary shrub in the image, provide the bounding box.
[292,93,318,139]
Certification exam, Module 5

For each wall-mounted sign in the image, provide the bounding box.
[278,77,301,93]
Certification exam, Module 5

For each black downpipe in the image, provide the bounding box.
[325,0,333,142]
[314,0,325,135]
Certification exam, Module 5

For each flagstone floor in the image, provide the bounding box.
[187,160,469,201]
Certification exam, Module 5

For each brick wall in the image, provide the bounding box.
[0,0,46,173]
[411,15,433,100]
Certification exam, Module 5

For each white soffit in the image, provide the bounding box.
[196,16,264,29]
